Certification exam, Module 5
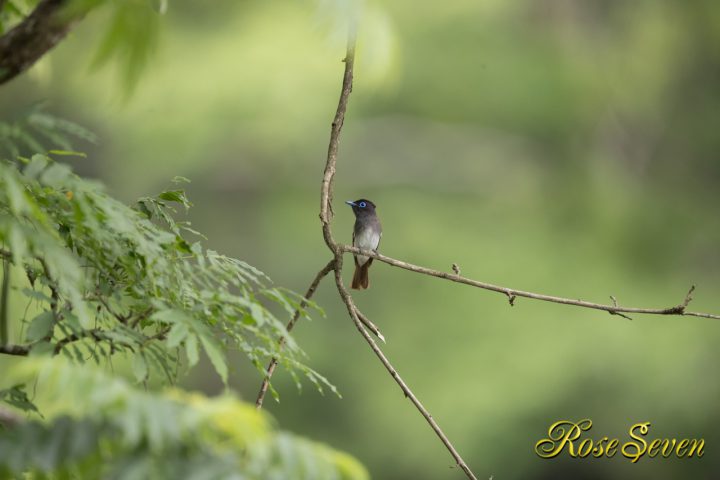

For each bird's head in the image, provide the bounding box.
[345,199,377,217]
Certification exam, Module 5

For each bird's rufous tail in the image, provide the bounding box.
[351,259,372,289]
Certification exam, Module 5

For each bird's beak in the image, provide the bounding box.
[345,200,357,207]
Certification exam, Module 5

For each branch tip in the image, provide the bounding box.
[682,285,695,308]
[609,310,633,321]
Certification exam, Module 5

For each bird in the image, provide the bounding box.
[346,199,382,290]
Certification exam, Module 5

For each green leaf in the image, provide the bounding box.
[29,341,55,356]
[166,322,189,349]
[48,150,87,158]
[0,384,41,416]
[90,1,161,94]
[132,353,148,383]
[199,335,227,384]
[26,311,54,342]
[21,288,52,303]
[40,163,72,187]
[185,334,199,367]
[24,154,49,179]
[8,224,27,265]
[4,174,28,215]
[158,190,191,208]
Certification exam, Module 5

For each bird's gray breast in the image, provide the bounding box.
[354,225,380,266]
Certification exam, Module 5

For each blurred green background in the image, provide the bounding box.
[2,0,720,478]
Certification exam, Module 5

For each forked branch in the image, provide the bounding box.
[316,33,480,480]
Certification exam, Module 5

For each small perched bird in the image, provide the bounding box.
[346,199,382,290]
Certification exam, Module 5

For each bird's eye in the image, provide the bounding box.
[359,201,367,208]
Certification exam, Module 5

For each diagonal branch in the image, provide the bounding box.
[0,0,85,86]
[341,246,720,321]
[331,255,478,479]
[255,258,336,409]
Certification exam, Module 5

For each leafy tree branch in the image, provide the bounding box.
[0,154,334,397]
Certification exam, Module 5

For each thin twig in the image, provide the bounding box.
[340,246,720,320]
[356,309,385,343]
[609,296,632,320]
[255,259,336,409]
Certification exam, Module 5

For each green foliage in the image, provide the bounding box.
[88,0,162,92]
[63,0,166,93]
[0,154,332,394]
[0,358,369,480]
[0,108,97,159]
[0,384,40,416]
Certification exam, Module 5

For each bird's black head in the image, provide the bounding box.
[345,199,377,217]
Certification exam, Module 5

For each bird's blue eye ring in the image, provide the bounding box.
[359,201,367,208]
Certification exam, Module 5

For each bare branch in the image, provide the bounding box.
[255,259,336,409]
[320,34,356,251]
[340,245,720,320]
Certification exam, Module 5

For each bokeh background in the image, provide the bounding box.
[2,0,720,478]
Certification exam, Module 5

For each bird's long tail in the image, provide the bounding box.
[351,258,372,290]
